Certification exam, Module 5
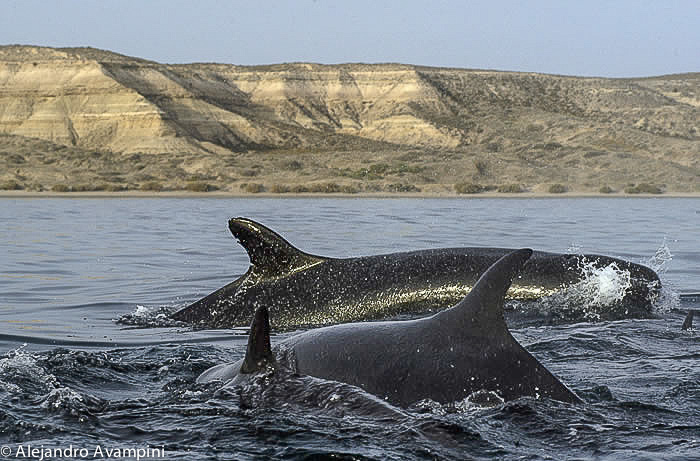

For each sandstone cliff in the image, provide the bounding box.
[1,45,698,193]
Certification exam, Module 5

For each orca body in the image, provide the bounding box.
[198,249,582,407]
[172,218,661,330]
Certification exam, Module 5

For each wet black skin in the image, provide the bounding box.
[198,250,583,406]
[172,218,661,330]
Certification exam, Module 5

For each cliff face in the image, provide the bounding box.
[0,45,699,193]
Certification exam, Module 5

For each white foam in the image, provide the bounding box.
[580,262,632,308]
[645,239,673,275]
[0,344,59,393]
[413,390,504,415]
[533,257,636,321]
[133,304,151,317]
[1,346,97,417]
[118,303,186,327]
[644,240,679,314]
[567,259,632,320]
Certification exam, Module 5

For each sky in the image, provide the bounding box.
[2,0,699,77]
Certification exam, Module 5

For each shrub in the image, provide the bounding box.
[105,184,128,192]
[543,142,563,151]
[290,185,309,193]
[280,160,303,171]
[186,174,215,182]
[485,142,501,153]
[51,184,70,192]
[140,181,163,191]
[636,183,663,194]
[548,184,567,194]
[497,184,524,193]
[340,168,383,180]
[340,184,359,194]
[0,180,23,190]
[6,154,25,164]
[474,159,489,175]
[394,164,424,174]
[455,183,484,194]
[599,185,615,194]
[240,169,258,177]
[72,184,106,192]
[185,182,218,192]
[361,183,382,192]
[624,183,663,194]
[368,163,390,174]
[270,184,290,193]
[397,152,421,162]
[385,183,421,193]
[309,182,341,193]
[244,183,265,193]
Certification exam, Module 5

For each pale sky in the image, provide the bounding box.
[2,0,699,77]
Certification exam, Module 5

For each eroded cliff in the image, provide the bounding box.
[1,45,698,193]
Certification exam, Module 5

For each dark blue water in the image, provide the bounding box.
[1,198,698,460]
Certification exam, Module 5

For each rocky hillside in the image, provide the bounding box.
[1,45,698,193]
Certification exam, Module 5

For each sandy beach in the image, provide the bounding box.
[2,190,699,199]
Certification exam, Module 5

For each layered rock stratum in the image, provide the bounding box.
[1,45,698,193]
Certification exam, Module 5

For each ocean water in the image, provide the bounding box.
[0,197,698,460]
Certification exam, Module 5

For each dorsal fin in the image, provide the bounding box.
[436,249,532,331]
[228,218,326,276]
[240,306,275,373]
[682,310,695,330]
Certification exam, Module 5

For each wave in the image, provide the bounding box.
[507,242,684,323]
[117,303,188,328]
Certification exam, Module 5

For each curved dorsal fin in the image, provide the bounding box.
[229,218,326,277]
[241,306,275,373]
[436,249,532,331]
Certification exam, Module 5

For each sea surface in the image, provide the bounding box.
[0,197,698,460]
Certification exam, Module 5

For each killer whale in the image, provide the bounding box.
[197,249,582,406]
[172,218,661,330]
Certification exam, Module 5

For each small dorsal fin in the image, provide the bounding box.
[681,310,695,331]
[240,306,275,373]
[229,218,326,277]
[436,249,532,330]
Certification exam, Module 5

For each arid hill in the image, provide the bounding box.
[1,45,698,194]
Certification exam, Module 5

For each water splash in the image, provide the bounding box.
[0,344,59,393]
[560,258,632,321]
[0,344,36,393]
[645,239,673,275]
[576,260,632,311]
[528,257,635,322]
[0,345,100,420]
[644,240,679,314]
[412,391,505,416]
[117,303,186,327]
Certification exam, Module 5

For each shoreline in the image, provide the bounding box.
[1,190,699,199]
